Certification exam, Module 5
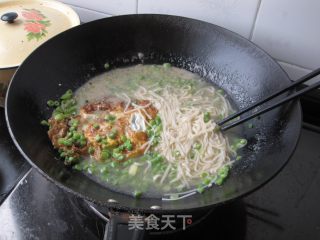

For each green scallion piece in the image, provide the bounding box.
[105,114,116,122]
[47,100,56,107]
[60,89,73,100]
[174,150,181,158]
[108,129,118,139]
[163,63,171,68]
[58,138,73,146]
[40,120,49,126]
[197,186,205,194]
[104,63,110,70]
[133,190,142,198]
[194,142,201,150]
[88,147,95,155]
[112,151,124,161]
[54,113,65,121]
[53,100,60,107]
[73,164,83,171]
[100,166,108,174]
[101,150,111,160]
[217,89,224,94]
[95,135,102,142]
[124,139,132,150]
[203,112,211,123]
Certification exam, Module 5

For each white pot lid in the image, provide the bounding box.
[0,0,80,69]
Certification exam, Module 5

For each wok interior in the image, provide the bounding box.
[6,15,301,212]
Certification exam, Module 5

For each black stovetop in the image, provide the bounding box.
[1,105,320,240]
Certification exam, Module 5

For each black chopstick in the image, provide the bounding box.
[218,67,320,126]
[219,71,320,131]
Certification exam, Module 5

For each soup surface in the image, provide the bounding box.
[44,64,246,199]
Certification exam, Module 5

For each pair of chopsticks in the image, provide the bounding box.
[218,67,320,131]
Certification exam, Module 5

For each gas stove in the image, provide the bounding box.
[1,91,320,239]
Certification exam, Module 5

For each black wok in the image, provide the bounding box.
[5,14,301,238]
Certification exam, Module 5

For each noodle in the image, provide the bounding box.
[131,84,233,189]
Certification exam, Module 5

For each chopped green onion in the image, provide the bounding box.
[174,150,181,157]
[108,129,118,139]
[60,89,73,100]
[58,138,72,146]
[214,125,221,132]
[231,138,248,150]
[203,112,211,123]
[133,190,142,198]
[123,139,132,150]
[101,150,111,160]
[66,132,73,138]
[194,142,201,150]
[60,152,67,157]
[215,178,223,186]
[163,63,171,68]
[47,100,55,107]
[95,135,102,142]
[112,150,124,160]
[218,166,229,178]
[72,132,81,140]
[40,120,49,126]
[104,63,110,69]
[87,166,95,174]
[88,147,95,155]
[240,139,246,144]
[128,163,138,176]
[79,139,86,147]
[202,178,211,185]
[73,164,82,171]
[105,114,116,122]
[69,119,79,127]
[54,113,65,121]
[215,165,230,185]
[201,172,208,179]
[110,162,117,168]
[65,156,78,165]
[155,115,161,125]
[53,101,60,107]
[197,186,205,194]
[113,147,121,154]
[93,123,100,130]
[100,166,108,174]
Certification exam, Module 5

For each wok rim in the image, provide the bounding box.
[5,14,303,213]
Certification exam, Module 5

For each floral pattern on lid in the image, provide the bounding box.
[22,9,51,41]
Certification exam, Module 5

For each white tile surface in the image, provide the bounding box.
[68,5,111,23]
[138,0,261,38]
[252,0,320,70]
[61,0,137,15]
[278,61,319,85]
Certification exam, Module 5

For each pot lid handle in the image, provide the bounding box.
[1,12,18,23]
